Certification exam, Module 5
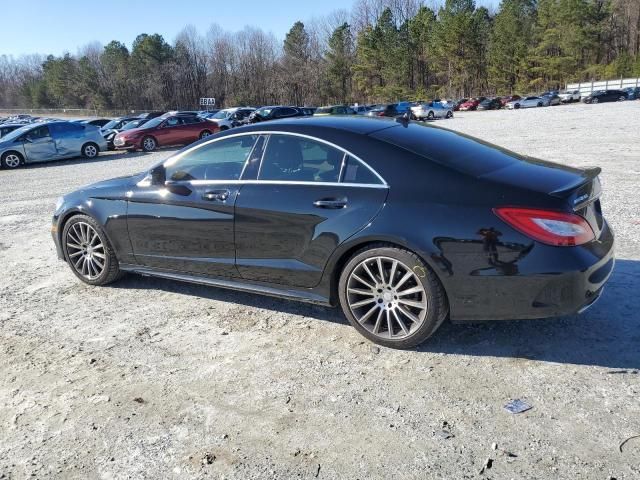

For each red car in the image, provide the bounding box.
[458,97,486,111]
[113,115,218,152]
[500,95,521,107]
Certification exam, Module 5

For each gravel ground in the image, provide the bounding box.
[0,102,639,479]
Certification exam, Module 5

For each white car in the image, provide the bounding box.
[410,101,453,120]
[206,107,255,130]
[351,105,373,115]
[558,89,581,103]
[506,96,549,109]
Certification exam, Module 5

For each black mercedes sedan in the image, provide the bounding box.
[51,116,614,348]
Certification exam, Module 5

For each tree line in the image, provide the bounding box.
[1,0,639,111]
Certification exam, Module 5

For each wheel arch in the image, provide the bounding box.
[2,149,25,164]
[325,236,450,307]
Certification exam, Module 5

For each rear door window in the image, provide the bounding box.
[341,156,383,185]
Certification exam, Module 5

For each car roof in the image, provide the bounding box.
[234,115,400,135]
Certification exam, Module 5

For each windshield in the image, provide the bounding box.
[1,124,34,142]
[122,120,144,131]
[102,119,120,130]
[211,110,232,119]
[142,117,164,129]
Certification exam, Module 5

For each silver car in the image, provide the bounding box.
[0,121,108,169]
[411,101,454,120]
[506,96,550,109]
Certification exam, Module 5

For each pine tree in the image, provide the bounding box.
[326,23,354,103]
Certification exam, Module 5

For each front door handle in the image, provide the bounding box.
[313,197,348,209]
[203,189,230,201]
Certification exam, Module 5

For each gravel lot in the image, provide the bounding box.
[1,102,639,479]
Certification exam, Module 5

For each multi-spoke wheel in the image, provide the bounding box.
[338,245,448,349]
[199,130,212,139]
[82,143,99,158]
[62,215,122,285]
[142,136,157,152]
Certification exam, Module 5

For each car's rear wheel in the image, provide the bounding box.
[537,102,543,107]
[618,95,626,101]
[1,151,23,169]
[446,111,453,118]
[514,103,520,109]
[142,136,157,152]
[81,142,99,159]
[199,130,213,139]
[338,245,448,349]
[62,214,122,286]
[592,98,598,104]
[427,111,435,120]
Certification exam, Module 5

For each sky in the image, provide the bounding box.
[1,0,499,57]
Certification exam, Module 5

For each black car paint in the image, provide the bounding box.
[52,116,614,321]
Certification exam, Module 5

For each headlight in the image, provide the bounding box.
[55,196,64,211]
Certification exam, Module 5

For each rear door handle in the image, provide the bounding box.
[203,189,230,201]
[313,197,347,209]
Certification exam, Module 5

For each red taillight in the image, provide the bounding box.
[377,111,385,116]
[493,207,595,246]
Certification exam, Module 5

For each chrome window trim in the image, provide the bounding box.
[187,179,388,189]
[161,130,388,186]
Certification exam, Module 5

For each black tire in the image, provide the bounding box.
[62,214,123,286]
[1,151,23,169]
[81,142,99,159]
[142,136,157,152]
[427,111,435,120]
[338,244,449,349]
[618,96,626,101]
[446,111,453,119]
[591,98,598,104]
[199,130,213,139]
[537,102,543,107]
[219,126,229,131]
[514,103,520,109]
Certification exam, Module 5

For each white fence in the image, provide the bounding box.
[566,78,640,95]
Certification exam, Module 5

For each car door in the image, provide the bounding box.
[154,116,183,146]
[22,124,58,163]
[49,122,87,158]
[126,134,262,277]
[234,133,389,288]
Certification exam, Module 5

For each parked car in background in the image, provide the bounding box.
[395,101,413,115]
[101,116,140,149]
[120,118,150,131]
[0,124,25,138]
[365,104,402,117]
[458,97,486,111]
[314,105,355,116]
[411,101,453,120]
[248,106,304,123]
[452,99,468,111]
[623,87,640,100]
[52,116,614,348]
[0,121,107,169]
[299,107,316,116]
[138,111,166,120]
[76,118,112,128]
[500,95,521,106]
[207,108,256,130]
[477,98,502,110]
[558,89,581,103]
[506,96,549,109]
[113,115,218,152]
[582,89,627,104]
[542,93,561,106]
[351,105,372,115]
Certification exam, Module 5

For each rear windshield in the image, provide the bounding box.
[371,123,522,176]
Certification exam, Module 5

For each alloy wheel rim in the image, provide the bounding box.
[144,138,155,150]
[347,256,428,340]
[66,222,106,280]
[5,154,20,168]
[85,145,97,157]
[201,131,211,138]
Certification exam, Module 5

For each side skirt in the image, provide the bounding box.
[119,263,331,306]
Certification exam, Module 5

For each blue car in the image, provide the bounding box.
[0,121,108,169]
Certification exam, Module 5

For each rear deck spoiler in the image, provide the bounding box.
[549,166,602,198]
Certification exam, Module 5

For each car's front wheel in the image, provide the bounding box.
[62,214,122,286]
[142,136,157,152]
[427,111,435,120]
[338,245,448,349]
[1,151,23,169]
[446,111,453,119]
[199,130,213,139]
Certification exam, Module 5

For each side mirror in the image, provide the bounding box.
[150,164,166,185]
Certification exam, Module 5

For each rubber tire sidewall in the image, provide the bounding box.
[62,214,122,286]
[338,245,448,349]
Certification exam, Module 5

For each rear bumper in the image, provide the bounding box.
[447,221,615,321]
